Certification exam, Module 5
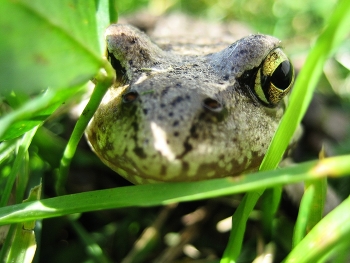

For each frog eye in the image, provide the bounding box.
[254,48,294,107]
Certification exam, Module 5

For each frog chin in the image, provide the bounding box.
[85,104,267,184]
[108,151,262,185]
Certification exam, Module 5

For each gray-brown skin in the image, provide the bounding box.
[85,24,293,184]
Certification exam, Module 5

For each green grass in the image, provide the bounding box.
[1,0,350,262]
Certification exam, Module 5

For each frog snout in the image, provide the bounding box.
[121,88,227,127]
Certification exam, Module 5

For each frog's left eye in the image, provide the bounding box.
[254,48,294,107]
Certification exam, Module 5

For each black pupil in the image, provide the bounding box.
[271,60,293,90]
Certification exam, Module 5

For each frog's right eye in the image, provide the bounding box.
[254,48,294,107]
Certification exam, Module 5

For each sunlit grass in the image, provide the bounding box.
[0,0,349,262]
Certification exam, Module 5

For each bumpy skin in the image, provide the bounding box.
[86,24,288,184]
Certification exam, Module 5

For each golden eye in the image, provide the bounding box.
[254,48,294,107]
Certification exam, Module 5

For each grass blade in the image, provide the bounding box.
[260,0,350,171]
[285,196,350,263]
[0,155,349,226]
[56,63,114,195]
[220,190,264,263]
[0,126,39,207]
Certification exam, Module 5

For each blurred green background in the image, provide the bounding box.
[1,1,349,262]
[116,0,335,39]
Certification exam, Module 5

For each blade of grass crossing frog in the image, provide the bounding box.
[260,0,350,171]
[0,155,350,227]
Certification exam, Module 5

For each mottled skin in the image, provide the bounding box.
[86,23,293,184]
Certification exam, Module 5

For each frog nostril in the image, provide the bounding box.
[203,98,222,112]
[122,91,139,103]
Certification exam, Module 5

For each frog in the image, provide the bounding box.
[85,18,294,185]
